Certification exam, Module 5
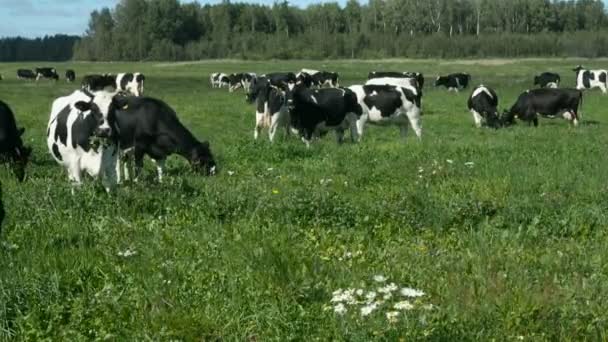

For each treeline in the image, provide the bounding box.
[65,0,608,60]
[0,35,79,62]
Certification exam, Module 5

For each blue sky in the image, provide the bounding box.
[0,0,350,38]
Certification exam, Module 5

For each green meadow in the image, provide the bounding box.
[1,59,608,340]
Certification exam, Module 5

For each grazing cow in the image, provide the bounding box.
[35,67,59,81]
[116,73,145,96]
[502,88,583,127]
[0,100,31,182]
[17,69,36,80]
[467,85,501,128]
[82,74,117,92]
[46,90,122,192]
[284,83,360,146]
[228,73,244,92]
[114,97,216,181]
[573,66,607,94]
[264,72,297,90]
[349,84,422,141]
[65,69,76,83]
[368,71,425,89]
[210,73,230,88]
[534,72,560,88]
[435,73,471,92]
[246,77,289,142]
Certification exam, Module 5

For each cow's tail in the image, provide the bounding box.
[578,90,584,120]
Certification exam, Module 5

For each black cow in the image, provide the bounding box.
[502,88,583,127]
[435,73,470,92]
[0,100,32,182]
[534,72,560,88]
[573,65,607,94]
[368,71,424,89]
[65,69,76,83]
[264,72,297,90]
[467,85,501,128]
[114,97,217,181]
[82,74,117,92]
[284,84,360,146]
[17,69,36,80]
[246,77,289,142]
[35,67,59,81]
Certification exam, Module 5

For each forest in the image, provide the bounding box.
[1,0,608,61]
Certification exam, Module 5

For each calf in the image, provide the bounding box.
[247,77,289,142]
[502,88,583,127]
[17,69,36,80]
[210,73,230,88]
[349,84,422,140]
[35,67,59,81]
[65,69,76,83]
[573,66,607,94]
[435,73,470,92]
[114,97,216,181]
[368,71,424,89]
[82,74,117,92]
[284,84,360,146]
[467,85,501,128]
[47,90,121,192]
[534,72,560,88]
[0,100,32,182]
[116,73,145,96]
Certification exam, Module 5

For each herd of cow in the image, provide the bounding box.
[0,64,607,201]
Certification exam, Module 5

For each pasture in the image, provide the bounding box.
[1,58,608,340]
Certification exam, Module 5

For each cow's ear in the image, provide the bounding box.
[74,101,91,112]
[18,127,25,136]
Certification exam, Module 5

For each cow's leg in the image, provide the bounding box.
[406,110,422,139]
[254,112,265,140]
[153,159,166,182]
[355,117,366,142]
[268,113,280,143]
[335,129,345,144]
[67,162,83,194]
[471,110,483,128]
[133,148,145,182]
[101,153,118,193]
[349,118,360,143]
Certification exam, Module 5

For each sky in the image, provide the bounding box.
[0,0,350,39]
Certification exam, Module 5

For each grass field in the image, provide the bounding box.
[1,58,608,340]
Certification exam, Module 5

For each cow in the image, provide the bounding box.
[17,69,36,80]
[312,71,340,88]
[46,89,122,192]
[246,77,290,142]
[35,67,59,81]
[467,85,501,128]
[116,73,145,96]
[534,72,560,88]
[263,72,297,90]
[501,88,583,127]
[114,96,217,182]
[283,83,360,147]
[295,71,314,88]
[368,71,425,89]
[573,66,607,94]
[82,74,117,92]
[435,73,471,92]
[65,69,76,83]
[349,84,422,141]
[365,77,419,91]
[210,73,230,88]
[0,100,31,182]
[228,73,244,92]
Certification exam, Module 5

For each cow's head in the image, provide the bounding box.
[246,77,268,103]
[11,128,32,182]
[500,110,516,127]
[573,65,584,74]
[74,91,125,141]
[190,141,216,176]
[434,76,447,87]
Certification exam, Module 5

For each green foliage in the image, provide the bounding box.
[1,59,608,339]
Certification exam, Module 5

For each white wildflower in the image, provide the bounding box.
[394,300,414,310]
[360,302,378,317]
[446,159,454,164]
[383,293,392,300]
[334,303,347,315]
[117,249,137,257]
[464,161,475,167]
[422,304,435,311]
[378,282,398,293]
[365,291,377,302]
[400,287,425,297]
[418,167,424,173]
[355,289,364,296]
[373,275,387,283]
[386,311,400,323]
[331,288,355,304]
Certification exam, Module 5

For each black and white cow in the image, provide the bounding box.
[534,72,560,88]
[227,73,257,92]
[435,73,470,92]
[573,66,607,94]
[502,88,583,127]
[65,69,76,83]
[17,69,36,80]
[114,96,217,181]
[264,72,297,90]
[312,71,340,88]
[368,71,425,89]
[0,100,32,182]
[349,84,422,140]
[82,74,117,92]
[284,83,360,146]
[295,71,314,88]
[116,73,145,96]
[246,77,290,142]
[210,73,230,88]
[35,67,59,81]
[47,90,122,191]
[467,85,501,128]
